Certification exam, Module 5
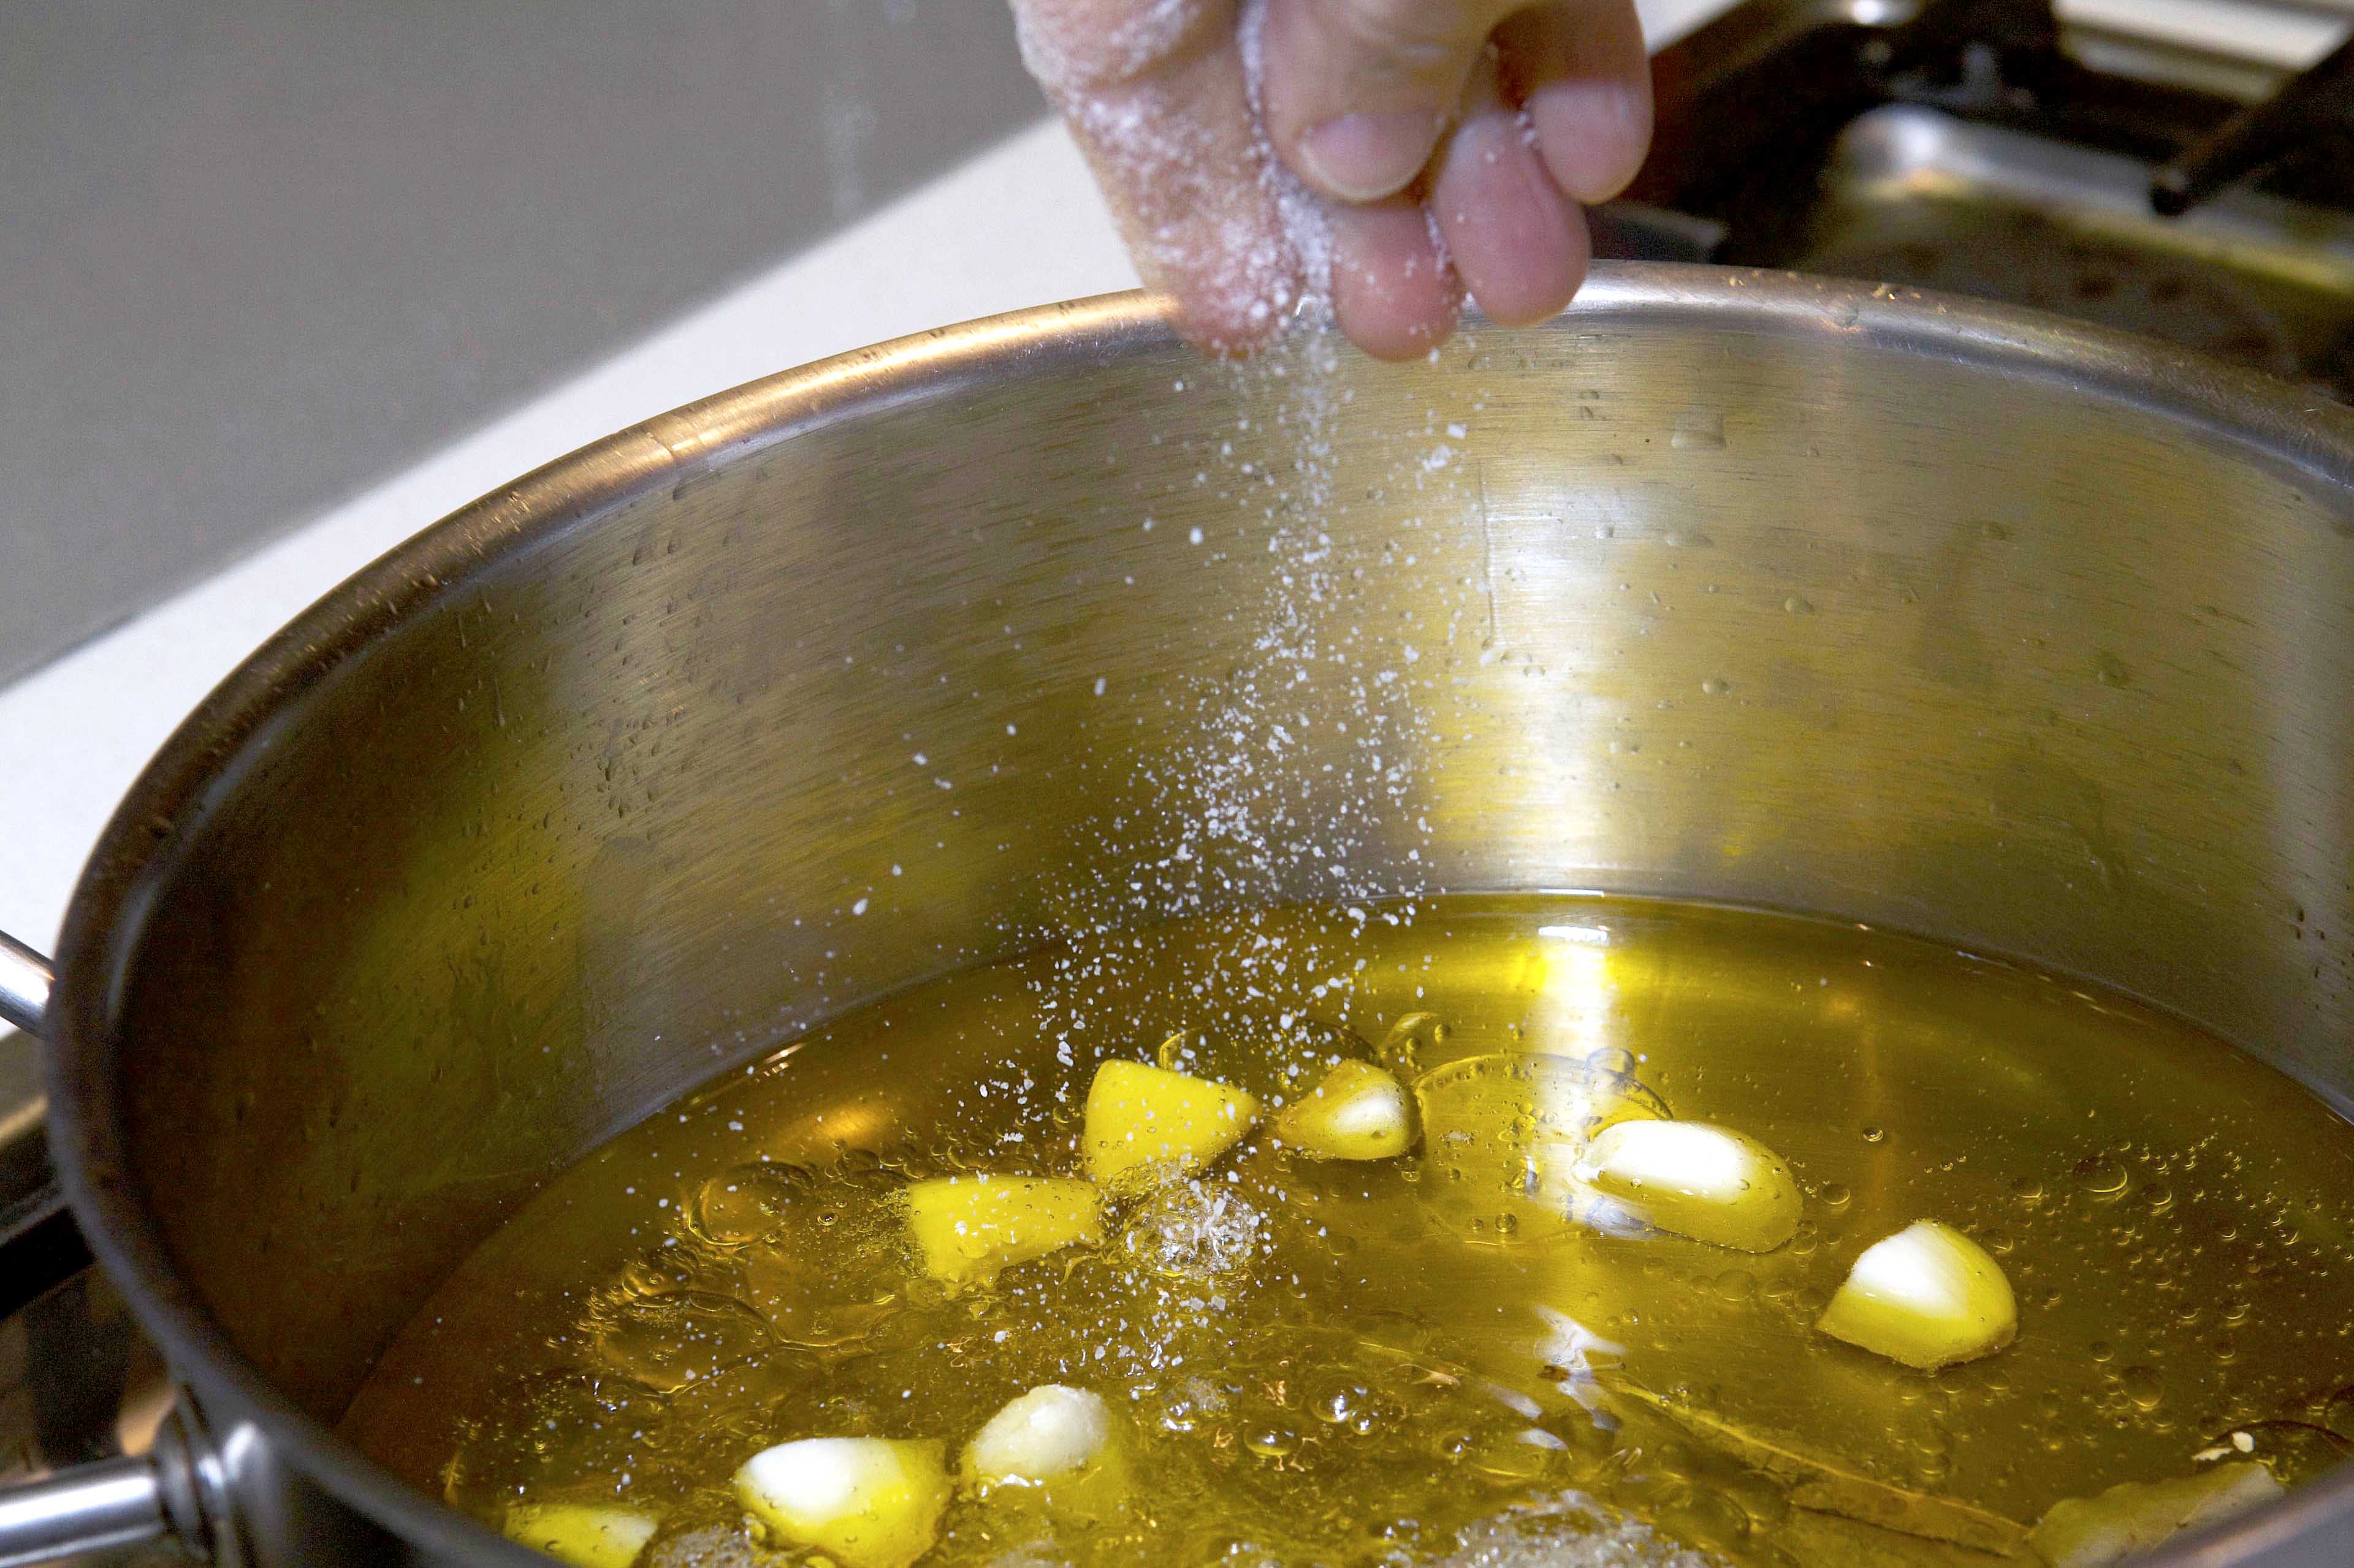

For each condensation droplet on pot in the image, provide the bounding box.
[1671,410,1727,450]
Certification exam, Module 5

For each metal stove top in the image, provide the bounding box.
[1603,0,2354,398]
[10,0,2354,1555]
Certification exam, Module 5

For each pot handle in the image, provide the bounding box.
[0,932,48,1038]
[1,929,70,1285]
[0,1402,241,1567]
[0,935,241,1566]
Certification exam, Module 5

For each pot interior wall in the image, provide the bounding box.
[80,283,2354,1421]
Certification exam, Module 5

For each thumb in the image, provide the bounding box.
[1258,0,1528,202]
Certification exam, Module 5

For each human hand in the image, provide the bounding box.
[1008,0,1653,359]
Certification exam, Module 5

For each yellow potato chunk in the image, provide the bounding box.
[1818,1220,2017,1370]
[735,1436,949,1568]
[1575,1119,1800,1252]
[1273,1060,1415,1160]
[1083,1059,1260,1187]
[2028,1463,2282,1567]
[963,1384,1113,1487]
[501,1504,660,1568]
[903,1175,1103,1285]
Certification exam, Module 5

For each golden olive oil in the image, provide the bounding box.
[342,896,2354,1567]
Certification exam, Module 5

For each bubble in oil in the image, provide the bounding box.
[2075,1153,2131,1198]
[1246,1427,1298,1459]
[1311,1381,1373,1427]
[1466,1431,1555,1483]
[684,1161,814,1246]
[586,1290,771,1393]
[1584,1046,1638,1077]
[1374,1012,1447,1080]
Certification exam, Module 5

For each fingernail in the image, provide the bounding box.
[1297,110,1442,202]
[1528,80,1651,204]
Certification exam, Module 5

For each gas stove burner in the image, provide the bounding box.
[1606,0,2354,399]
[1798,104,2354,390]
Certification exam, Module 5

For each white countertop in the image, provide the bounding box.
[0,120,1134,951]
[0,0,1729,956]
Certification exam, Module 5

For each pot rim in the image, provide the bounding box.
[45,267,2354,1566]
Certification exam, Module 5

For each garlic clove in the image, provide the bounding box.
[1273,1060,1415,1160]
[963,1384,1113,1488]
[1574,1119,1800,1252]
[1818,1219,2017,1370]
[734,1436,950,1568]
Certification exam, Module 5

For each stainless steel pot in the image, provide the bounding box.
[2,267,2352,1567]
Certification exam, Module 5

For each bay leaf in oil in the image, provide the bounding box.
[1774,1507,2029,1568]
[1607,1379,2030,1556]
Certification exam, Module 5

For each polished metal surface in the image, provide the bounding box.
[27,272,2354,1567]
[0,1455,166,1568]
[1632,0,2354,398]
[0,938,47,1041]
[0,942,58,1265]
[0,1373,246,1568]
[0,1032,54,1254]
[1800,104,2354,394]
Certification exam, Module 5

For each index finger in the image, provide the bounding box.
[1011,0,1308,352]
